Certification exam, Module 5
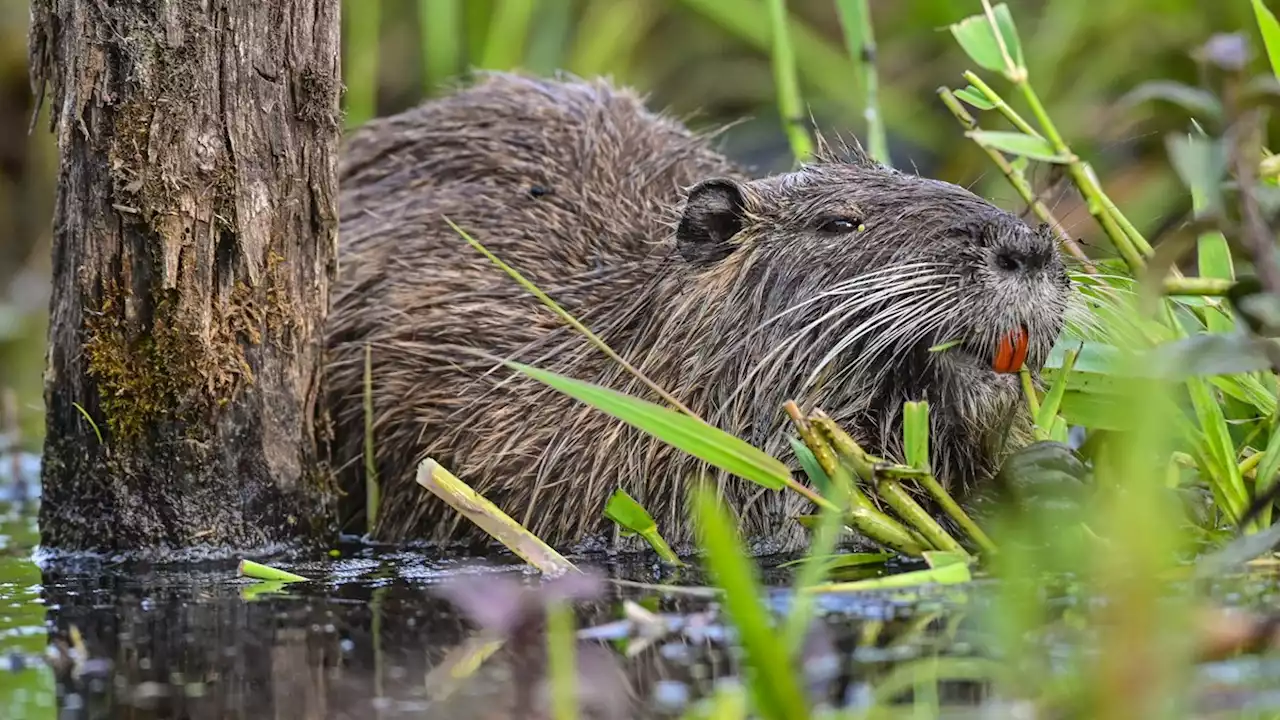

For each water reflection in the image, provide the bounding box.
[4,490,1280,718]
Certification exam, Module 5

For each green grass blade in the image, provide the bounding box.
[419,0,462,93]
[765,0,813,163]
[567,0,655,79]
[343,0,382,129]
[478,0,535,70]
[1253,0,1280,80]
[1253,418,1280,527]
[1187,376,1250,524]
[692,487,809,719]
[1035,346,1078,431]
[788,436,831,496]
[834,0,890,165]
[507,361,791,491]
[547,600,578,720]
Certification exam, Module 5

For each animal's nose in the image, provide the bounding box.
[994,249,1024,272]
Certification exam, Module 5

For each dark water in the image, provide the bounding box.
[4,452,1280,718]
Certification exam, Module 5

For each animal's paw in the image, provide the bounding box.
[992,440,1092,515]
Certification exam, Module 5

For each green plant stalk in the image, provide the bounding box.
[962,72,1147,274]
[415,457,579,576]
[364,342,379,535]
[420,0,462,93]
[785,401,867,508]
[937,87,1094,269]
[343,0,381,129]
[906,400,995,555]
[1019,368,1042,435]
[547,601,579,720]
[914,472,998,556]
[765,0,814,163]
[478,0,535,70]
[1018,80,1153,258]
[874,479,966,554]
[810,415,951,551]
[1163,278,1234,296]
[834,0,889,165]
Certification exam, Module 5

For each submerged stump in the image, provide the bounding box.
[29,0,341,550]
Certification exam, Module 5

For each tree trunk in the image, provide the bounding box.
[28,0,341,551]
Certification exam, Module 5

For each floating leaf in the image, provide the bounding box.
[508,361,791,490]
[948,3,1025,80]
[966,130,1070,163]
[238,559,308,583]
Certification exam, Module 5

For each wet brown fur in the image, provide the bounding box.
[326,71,1074,554]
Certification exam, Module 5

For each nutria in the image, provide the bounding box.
[325,71,1076,554]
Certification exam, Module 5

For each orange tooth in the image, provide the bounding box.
[993,326,1029,374]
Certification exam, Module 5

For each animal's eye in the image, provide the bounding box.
[817,217,859,234]
[994,251,1021,272]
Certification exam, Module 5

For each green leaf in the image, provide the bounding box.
[1166,133,1228,216]
[604,488,657,536]
[507,361,791,490]
[948,3,1025,80]
[789,436,831,495]
[604,489,684,565]
[1252,418,1280,527]
[1187,376,1250,522]
[1058,390,1129,431]
[922,550,970,569]
[954,86,995,110]
[966,130,1071,163]
[902,401,930,470]
[692,487,810,719]
[1036,346,1078,430]
[1253,0,1280,80]
[1118,81,1223,123]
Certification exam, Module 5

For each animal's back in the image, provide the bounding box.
[327,72,744,545]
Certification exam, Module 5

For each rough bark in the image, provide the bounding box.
[29,0,341,551]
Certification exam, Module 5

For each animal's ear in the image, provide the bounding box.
[676,178,748,265]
